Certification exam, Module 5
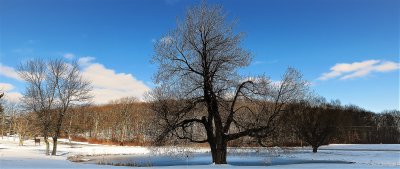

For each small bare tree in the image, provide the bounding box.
[18,59,54,155]
[18,58,92,155]
[150,2,307,164]
[48,59,92,155]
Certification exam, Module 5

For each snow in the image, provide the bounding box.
[291,144,400,166]
[0,136,399,169]
[320,144,400,151]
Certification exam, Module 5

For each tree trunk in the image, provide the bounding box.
[94,118,98,138]
[209,138,227,164]
[1,114,4,139]
[312,146,318,153]
[120,125,125,145]
[52,112,64,155]
[68,115,73,145]
[52,137,58,155]
[44,137,50,155]
[18,134,23,146]
[214,144,227,164]
[8,119,12,136]
[203,77,227,164]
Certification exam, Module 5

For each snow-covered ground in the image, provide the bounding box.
[0,136,399,169]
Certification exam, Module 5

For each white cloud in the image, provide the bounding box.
[78,56,96,66]
[79,57,150,104]
[0,64,23,81]
[3,92,23,103]
[319,60,400,80]
[242,76,265,83]
[0,83,14,91]
[0,83,22,103]
[2,57,150,104]
[64,53,75,59]
[375,61,400,72]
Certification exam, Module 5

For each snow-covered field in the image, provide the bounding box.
[0,136,399,169]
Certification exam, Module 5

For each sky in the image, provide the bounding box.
[0,0,399,112]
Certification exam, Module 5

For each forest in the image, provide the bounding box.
[1,94,399,149]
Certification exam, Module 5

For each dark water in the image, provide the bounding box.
[81,152,352,167]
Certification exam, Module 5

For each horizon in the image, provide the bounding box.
[0,0,399,112]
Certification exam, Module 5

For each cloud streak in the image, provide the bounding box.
[319,60,400,80]
[63,53,75,59]
[0,83,14,91]
[0,64,23,81]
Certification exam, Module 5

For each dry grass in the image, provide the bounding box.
[69,136,149,146]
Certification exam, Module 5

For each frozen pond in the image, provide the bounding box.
[81,152,353,167]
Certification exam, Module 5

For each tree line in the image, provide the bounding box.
[1,91,399,151]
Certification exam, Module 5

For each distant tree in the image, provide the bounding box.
[110,97,137,145]
[150,2,307,164]
[342,105,377,143]
[286,97,344,153]
[374,110,400,143]
[1,99,38,146]
[3,99,21,137]
[18,58,92,155]
[15,112,30,146]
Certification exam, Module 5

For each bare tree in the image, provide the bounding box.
[285,97,344,153]
[48,59,92,155]
[18,59,54,155]
[15,112,31,146]
[4,101,21,138]
[150,2,307,164]
[18,58,92,155]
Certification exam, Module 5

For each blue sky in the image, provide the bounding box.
[0,0,399,112]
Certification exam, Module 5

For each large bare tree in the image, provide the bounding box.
[150,2,307,164]
[18,58,92,155]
